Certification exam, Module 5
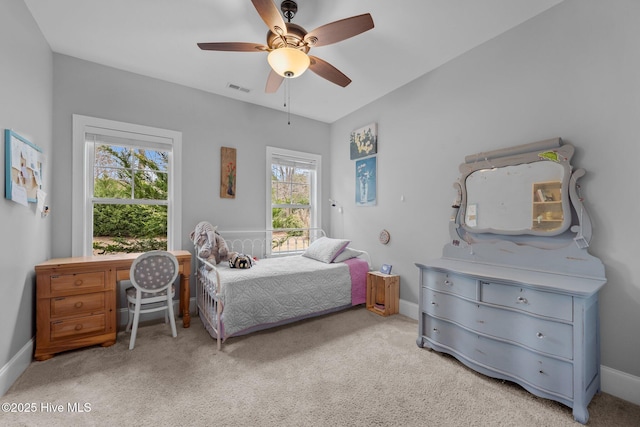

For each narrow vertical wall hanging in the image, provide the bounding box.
[355,156,377,206]
[220,147,236,199]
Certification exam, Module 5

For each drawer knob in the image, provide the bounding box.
[536,332,544,339]
[443,280,452,286]
[74,279,83,286]
[516,296,528,304]
[431,301,437,306]
[74,302,83,309]
[74,324,83,331]
[432,328,439,333]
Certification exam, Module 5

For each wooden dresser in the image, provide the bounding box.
[34,251,191,361]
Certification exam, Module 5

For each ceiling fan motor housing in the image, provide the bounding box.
[266,23,310,52]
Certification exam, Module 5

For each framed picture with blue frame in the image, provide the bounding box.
[4,129,44,204]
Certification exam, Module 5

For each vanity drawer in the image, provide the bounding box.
[50,313,106,340]
[481,281,572,321]
[425,290,573,359]
[423,269,477,300]
[423,315,573,399]
[50,292,105,318]
[50,271,106,295]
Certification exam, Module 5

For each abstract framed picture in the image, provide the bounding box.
[350,122,377,160]
[220,147,236,199]
[355,156,377,206]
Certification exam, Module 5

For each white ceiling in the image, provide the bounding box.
[24,0,563,123]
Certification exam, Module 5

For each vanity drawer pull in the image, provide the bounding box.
[443,280,453,286]
[536,332,545,339]
[516,296,528,304]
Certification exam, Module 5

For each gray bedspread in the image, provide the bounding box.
[209,255,354,337]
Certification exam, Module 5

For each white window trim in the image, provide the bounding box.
[266,146,321,254]
[72,115,182,256]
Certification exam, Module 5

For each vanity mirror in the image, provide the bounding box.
[454,138,575,236]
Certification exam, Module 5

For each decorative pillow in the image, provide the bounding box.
[332,247,365,263]
[302,237,350,263]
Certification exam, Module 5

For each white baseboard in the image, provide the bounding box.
[601,365,640,406]
[399,299,419,320]
[0,339,33,397]
[398,298,640,406]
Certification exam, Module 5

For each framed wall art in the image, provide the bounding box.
[5,129,44,206]
[220,146,236,199]
[355,156,376,206]
[350,122,377,160]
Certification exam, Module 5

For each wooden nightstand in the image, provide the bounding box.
[366,271,399,316]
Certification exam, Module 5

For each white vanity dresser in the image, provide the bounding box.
[416,139,606,424]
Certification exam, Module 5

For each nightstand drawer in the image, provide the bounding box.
[481,281,572,321]
[51,293,105,317]
[51,314,106,340]
[50,271,106,294]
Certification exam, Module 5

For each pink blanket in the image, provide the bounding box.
[345,257,369,305]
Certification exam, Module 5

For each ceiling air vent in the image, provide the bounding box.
[227,83,250,93]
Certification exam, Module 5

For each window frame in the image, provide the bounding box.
[72,115,182,256]
[266,146,322,256]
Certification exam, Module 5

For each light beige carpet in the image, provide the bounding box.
[2,307,639,426]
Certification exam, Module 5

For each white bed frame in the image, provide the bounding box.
[195,228,332,350]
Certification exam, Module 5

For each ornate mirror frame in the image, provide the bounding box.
[449,138,593,250]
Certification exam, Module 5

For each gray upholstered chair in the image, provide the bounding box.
[125,250,179,350]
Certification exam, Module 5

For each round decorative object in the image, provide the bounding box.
[379,229,391,245]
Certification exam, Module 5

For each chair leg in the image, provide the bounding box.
[167,295,177,338]
[125,303,134,332]
[129,301,142,350]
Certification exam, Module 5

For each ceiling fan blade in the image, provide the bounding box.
[308,56,351,87]
[251,0,287,36]
[197,42,268,52]
[265,69,284,93]
[305,14,374,47]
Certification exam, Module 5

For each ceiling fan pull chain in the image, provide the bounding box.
[286,78,291,125]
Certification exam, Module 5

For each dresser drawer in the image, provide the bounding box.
[50,314,106,340]
[425,290,573,359]
[50,271,106,295]
[423,315,573,399]
[423,269,477,300]
[480,281,572,321]
[50,292,105,318]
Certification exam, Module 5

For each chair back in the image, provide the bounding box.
[130,251,179,294]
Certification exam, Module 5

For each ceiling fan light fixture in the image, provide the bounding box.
[267,47,310,78]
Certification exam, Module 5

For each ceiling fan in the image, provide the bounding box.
[198,0,374,93]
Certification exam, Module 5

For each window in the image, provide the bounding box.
[266,147,321,255]
[72,115,182,256]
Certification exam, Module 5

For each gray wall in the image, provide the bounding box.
[0,0,52,393]
[51,54,330,290]
[329,0,640,379]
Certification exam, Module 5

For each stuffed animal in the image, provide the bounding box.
[190,221,231,265]
[229,253,255,269]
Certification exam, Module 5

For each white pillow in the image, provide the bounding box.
[302,237,350,263]
[332,247,365,263]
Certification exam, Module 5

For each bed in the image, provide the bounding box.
[193,227,371,349]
